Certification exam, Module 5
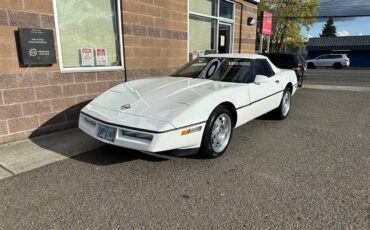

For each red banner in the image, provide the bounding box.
[260,11,272,35]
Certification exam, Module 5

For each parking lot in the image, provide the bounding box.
[1,69,370,229]
[306,68,370,87]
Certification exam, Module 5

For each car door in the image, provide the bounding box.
[324,55,335,66]
[247,59,282,118]
[315,55,327,67]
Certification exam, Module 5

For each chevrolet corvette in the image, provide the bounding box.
[79,54,298,158]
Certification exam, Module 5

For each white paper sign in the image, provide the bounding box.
[96,48,107,66]
[192,50,199,59]
[80,48,94,66]
[220,35,225,47]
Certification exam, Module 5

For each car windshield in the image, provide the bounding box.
[170,58,253,83]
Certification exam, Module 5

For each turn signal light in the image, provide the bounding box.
[181,126,202,136]
[181,129,190,135]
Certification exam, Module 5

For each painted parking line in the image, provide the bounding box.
[304,84,370,92]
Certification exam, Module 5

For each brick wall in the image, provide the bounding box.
[122,0,188,79]
[0,0,256,144]
[234,1,258,53]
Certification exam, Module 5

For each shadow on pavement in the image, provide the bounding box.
[72,145,167,166]
[28,101,168,166]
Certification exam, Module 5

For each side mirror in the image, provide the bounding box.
[254,75,269,85]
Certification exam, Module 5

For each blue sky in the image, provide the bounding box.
[301,0,370,37]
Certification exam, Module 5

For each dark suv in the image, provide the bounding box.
[264,53,306,87]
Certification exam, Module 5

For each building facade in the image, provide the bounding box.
[0,0,257,144]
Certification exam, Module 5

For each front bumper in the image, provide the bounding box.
[78,113,205,153]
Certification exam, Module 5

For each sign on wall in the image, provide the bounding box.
[96,48,107,66]
[260,11,272,35]
[18,28,57,65]
[80,48,94,66]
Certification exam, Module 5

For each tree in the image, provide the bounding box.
[258,0,320,53]
[320,17,337,37]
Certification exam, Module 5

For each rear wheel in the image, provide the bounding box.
[297,67,304,87]
[272,87,291,120]
[334,62,342,69]
[200,105,234,158]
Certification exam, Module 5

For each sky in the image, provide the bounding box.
[301,0,370,38]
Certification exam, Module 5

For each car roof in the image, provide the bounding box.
[202,53,269,60]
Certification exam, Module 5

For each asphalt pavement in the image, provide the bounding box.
[305,68,370,87]
[1,70,370,229]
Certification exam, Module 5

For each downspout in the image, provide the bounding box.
[239,3,243,53]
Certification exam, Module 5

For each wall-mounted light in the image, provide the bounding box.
[247,17,256,26]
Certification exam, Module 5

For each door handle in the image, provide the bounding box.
[275,80,280,84]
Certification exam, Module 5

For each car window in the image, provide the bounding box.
[318,55,328,59]
[212,59,253,83]
[297,55,306,64]
[171,58,253,83]
[255,59,274,77]
[170,58,209,78]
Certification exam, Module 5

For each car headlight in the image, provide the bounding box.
[121,129,153,141]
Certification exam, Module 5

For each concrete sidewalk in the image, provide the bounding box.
[0,129,104,180]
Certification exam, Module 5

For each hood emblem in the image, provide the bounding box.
[121,104,131,110]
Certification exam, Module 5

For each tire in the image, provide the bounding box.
[333,62,342,69]
[272,87,292,120]
[308,62,316,69]
[199,105,234,158]
[298,67,304,87]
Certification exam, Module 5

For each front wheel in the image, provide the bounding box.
[307,62,316,69]
[272,88,291,120]
[200,105,234,158]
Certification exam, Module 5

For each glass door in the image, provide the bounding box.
[218,23,232,53]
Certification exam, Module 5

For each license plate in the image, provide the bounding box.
[97,124,117,143]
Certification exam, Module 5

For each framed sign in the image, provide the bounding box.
[260,11,272,35]
[80,48,94,66]
[18,28,57,65]
[96,48,107,66]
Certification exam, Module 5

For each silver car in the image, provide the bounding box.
[307,54,350,69]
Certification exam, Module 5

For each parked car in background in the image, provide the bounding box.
[306,54,350,69]
[264,53,306,87]
[79,54,298,158]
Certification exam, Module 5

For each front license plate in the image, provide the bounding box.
[97,124,117,143]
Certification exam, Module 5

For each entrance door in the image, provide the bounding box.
[218,23,232,53]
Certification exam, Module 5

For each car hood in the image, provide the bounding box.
[89,76,235,121]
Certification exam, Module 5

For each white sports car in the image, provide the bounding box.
[79,54,298,158]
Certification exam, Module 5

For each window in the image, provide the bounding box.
[189,15,217,53]
[255,59,274,77]
[54,0,123,72]
[189,0,217,16]
[189,0,234,57]
[220,0,234,19]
